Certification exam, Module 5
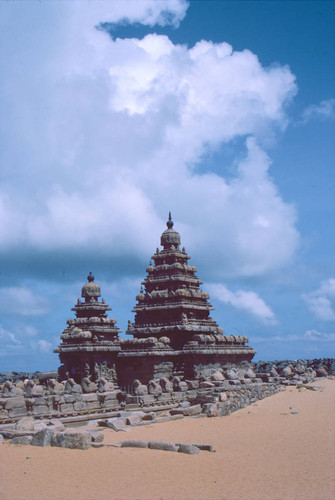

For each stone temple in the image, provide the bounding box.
[55,213,256,389]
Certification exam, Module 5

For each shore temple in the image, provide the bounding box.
[55,213,256,388]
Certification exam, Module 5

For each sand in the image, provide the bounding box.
[1,379,334,500]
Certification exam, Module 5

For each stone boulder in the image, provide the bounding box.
[10,435,33,446]
[148,440,178,452]
[106,417,127,432]
[31,428,54,447]
[51,431,92,450]
[244,368,256,379]
[293,362,306,375]
[316,366,328,377]
[225,369,238,380]
[211,371,224,382]
[282,366,293,377]
[178,443,201,455]
[15,416,35,432]
[121,440,148,448]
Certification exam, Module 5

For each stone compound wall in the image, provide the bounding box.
[0,358,334,425]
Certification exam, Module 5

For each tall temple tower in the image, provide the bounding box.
[55,272,121,384]
[117,213,256,385]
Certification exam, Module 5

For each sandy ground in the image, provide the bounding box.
[0,379,334,500]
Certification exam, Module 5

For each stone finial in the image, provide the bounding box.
[87,272,94,282]
[167,211,173,229]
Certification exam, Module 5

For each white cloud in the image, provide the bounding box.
[208,283,277,324]
[253,334,300,343]
[0,325,21,346]
[0,287,49,316]
[0,2,299,280]
[37,339,53,353]
[301,98,335,124]
[304,329,335,342]
[253,330,335,343]
[302,278,335,321]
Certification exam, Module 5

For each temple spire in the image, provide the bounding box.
[167,211,173,229]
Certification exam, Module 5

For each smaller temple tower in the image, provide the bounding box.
[55,273,121,384]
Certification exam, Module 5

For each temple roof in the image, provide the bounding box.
[160,212,181,250]
[81,272,101,302]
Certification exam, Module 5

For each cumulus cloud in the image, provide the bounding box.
[302,278,335,321]
[301,98,335,124]
[207,283,277,324]
[0,287,49,316]
[253,330,335,343]
[304,329,335,342]
[37,339,53,354]
[0,0,299,282]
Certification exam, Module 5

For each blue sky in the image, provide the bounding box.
[0,0,334,372]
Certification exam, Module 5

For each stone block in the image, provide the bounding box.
[101,399,118,408]
[177,443,201,455]
[183,404,202,416]
[142,412,155,421]
[52,431,92,450]
[8,407,27,418]
[82,393,98,403]
[88,431,104,443]
[121,440,148,448]
[186,390,198,400]
[106,417,127,431]
[171,414,184,421]
[170,408,184,416]
[126,414,142,426]
[63,394,78,403]
[206,404,219,417]
[32,397,47,406]
[139,395,155,404]
[148,440,178,452]
[192,443,213,452]
[0,409,9,419]
[186,380,199,390]
[92,442,105,448]
[157,393,172,402]
[218,392,227,402]
[10,435,33,446]
[73,401,88,411]
[155,415,172,423]
[15,417,35,432]
[86,401,100,411]
[34,422,48,432]
[199,381,215,389]
[31,406,49,416]
[31,428,54,447]
[5,397,26,410]
[60,403,73,413]
[49,419,65,432]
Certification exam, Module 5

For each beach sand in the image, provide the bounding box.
[1,378,334,500]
